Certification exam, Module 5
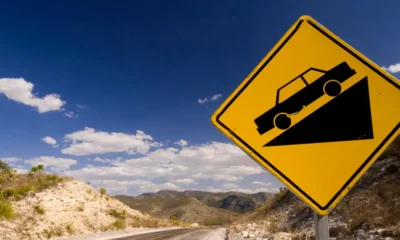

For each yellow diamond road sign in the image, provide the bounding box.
[211,15,400,215]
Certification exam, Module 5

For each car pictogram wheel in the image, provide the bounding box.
[323,80,342,97]
[274,113,291,130]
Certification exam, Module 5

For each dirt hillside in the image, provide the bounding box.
[0,178,158,240]
[227,136,400,240]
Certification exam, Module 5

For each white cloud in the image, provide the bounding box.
[383,63,400,73]
[254,187,280,193]
[14,168,29,174]
[25,156,77,171]
[212,174,243,182]
[42,136,57,145]
[211,94,222,101]
[198,94,222,104]
[88,179,182,195]
[252,181,272,186]
[224,165,264,176]
[207,187,253,194]
[222,183,239,189]
[0,78,65,113]
[90,157,122,164]
[207,186,278,194]
[61,127,158,156]
[62,141,263,185]
[197,98,208,104]
[1,157,22,162]
[64,111,78,119]
[57,139,281,195]
[76,104,85,109]
[174,139,188,147]
[172,178,195,185]
[206,187,224,193]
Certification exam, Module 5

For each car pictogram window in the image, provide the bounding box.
[276,68,327,105]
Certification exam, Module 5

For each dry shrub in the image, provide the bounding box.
[140,218,160,228]
[0,200,14,219]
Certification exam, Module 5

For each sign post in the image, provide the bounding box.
[314,212,329,240]
[211,15,399,216]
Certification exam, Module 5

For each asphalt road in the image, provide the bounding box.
[115,228,222,240]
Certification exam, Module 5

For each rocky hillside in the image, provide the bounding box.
[118,190,273,213]
[117,194,241,225]
[227,136,400,240]
[0,162,172,240]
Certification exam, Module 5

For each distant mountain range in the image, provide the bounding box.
[116,190,274,224]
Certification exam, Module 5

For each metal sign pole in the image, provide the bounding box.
[314,211,330,240]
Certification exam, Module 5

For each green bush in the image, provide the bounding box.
[268,219,279,233]
[0,163,66,206]
[0,177,63,201]
[43,226,64,239]
[0,161,11,172]
[100,188,106,196]
[0,201,15,219]
[204,217,224,226]
[66,223,74,235]
[107,209,126,219]
[14,184,34,199]
[112,219,126,230]
[34,205,45,215]
[43,229,53,239]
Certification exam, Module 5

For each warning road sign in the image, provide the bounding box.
[211,15,400,215]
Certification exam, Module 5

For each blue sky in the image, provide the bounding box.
[0,1,399,195]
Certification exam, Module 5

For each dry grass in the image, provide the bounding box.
[43,226,64,239]
[77,203,85,212]
[268,219,279,233]
[99,188,106,197]
[107,208,127,219]
[248,135,400,237]
[0,161,69,222]
[65,223,74,235]
[0,200,15,219]
[34,204,45,215]
[0,172,66,202]
[140,218,161,228]
[111,219,126,230]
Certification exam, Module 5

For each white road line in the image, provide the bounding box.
[203,229,214,240]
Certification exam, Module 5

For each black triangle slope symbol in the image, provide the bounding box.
[264,77,374,147]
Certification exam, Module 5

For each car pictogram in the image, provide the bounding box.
[254,61,356,135]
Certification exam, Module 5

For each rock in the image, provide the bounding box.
[271,232,293,240]
[249,232,256,238]
[385,164,398,174]
[262,232,273,240]
[355,229,369,240]
[377,229,386,234]
[242,230,250,238]
[361,222,370,231]
[384,238,394,240]
[190,223,199,227]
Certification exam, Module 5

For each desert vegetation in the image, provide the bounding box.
[0,160,67,219]
[228,135,400,239]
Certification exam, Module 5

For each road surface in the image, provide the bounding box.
[115,228,225,240]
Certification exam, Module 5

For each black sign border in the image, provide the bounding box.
[216,19,400,211]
